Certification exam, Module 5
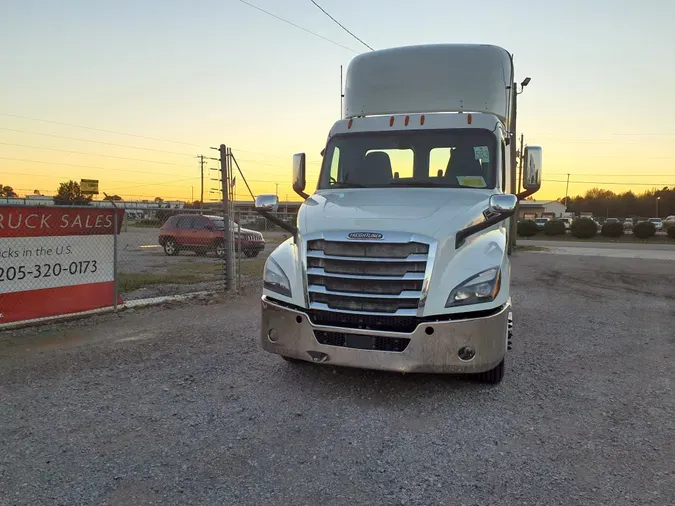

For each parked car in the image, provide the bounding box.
[534,217,549,230]
[559,218,572,230]
[664,215,675,230]
[605,218,619,224]
[159,214,265,258]
[648,218,663,231]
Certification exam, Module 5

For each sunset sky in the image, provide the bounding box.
[1,0,674,203]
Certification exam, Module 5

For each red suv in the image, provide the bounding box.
[159,214,265,258]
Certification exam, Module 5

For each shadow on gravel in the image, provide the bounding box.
[272,359,495,403]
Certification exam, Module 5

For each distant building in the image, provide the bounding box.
[518,200,567,220]
[0,196,185,210]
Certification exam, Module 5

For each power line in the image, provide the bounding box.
[309,0,373,51]
[0,156,192,178]
[0,112,202,147]
[548,172,673,177]
[0,127,196,157]
[543,178,673,186]
[0,142,196,167]
[0,125,322,165]
[236,0,359,53]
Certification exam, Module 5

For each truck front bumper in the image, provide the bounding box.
[260,296,510,374]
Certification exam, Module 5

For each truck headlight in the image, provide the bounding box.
[263,257,292,297]
[446,267,501,307]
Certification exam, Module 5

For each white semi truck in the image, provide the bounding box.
[255,44,542,383]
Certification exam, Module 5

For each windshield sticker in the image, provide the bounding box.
[456,176,487,188]
[473,146,490,162]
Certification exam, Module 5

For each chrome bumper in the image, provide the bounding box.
[260,296,510,374]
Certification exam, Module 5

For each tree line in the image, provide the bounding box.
[559,186,674,218]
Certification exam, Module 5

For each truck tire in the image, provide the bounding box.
[476,360,505,384]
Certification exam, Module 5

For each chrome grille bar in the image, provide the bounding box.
[306,236,431,315]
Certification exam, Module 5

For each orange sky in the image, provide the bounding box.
[2,2,673,204]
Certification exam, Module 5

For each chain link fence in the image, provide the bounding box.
[0,203,296,325]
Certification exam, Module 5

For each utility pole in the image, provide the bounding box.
[517,133,524,193]
[509,81,518,254]
[564,173,570,209]
[275,183,279,196]
[197,154,206,210]
[219,144,233,291]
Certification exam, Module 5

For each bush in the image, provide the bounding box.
[601,222,624,238]
[633,221,656,239]
[667,226,675,239]
[570,218,597,239]
[543,220,566,236]
[517,220,539,237]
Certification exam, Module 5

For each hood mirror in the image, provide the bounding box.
[254,194,279,212]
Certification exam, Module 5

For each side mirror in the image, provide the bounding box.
[293,153,308,199]
[522,146,542,191]
[489,194,517,216]
[255,194,279,212]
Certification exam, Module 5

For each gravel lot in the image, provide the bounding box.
[1,253,674,505]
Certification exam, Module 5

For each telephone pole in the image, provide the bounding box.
[197,154,206,210]
[517,134,524,193]
[215,145,233,291]
[564,173,570,209]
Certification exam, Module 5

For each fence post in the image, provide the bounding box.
[236,209,242,292]
[220,144,233,291]
[113,209,119,312]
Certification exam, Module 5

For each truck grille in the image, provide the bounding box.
[314,330,410,352]
[306,239,429,315]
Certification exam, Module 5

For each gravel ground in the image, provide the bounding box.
[1,253,674,505]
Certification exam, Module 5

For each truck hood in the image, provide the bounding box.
[299,188,495,238]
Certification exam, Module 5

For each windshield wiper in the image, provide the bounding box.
[386,181,456,188]
[330,181,365,188]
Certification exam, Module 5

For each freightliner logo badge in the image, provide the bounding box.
[347,232,384,240]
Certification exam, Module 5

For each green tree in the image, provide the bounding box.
[154,196,164,203]
[0,185,18,197]
[54,180,92,206]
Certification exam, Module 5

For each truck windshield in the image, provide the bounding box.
[318,129,497,190]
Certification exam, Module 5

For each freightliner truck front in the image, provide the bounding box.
[255,44,543,384]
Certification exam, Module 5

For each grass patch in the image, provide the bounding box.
[118,261,224,293]
[239,258,266,276]
[117,272,205,293]
[515,245,549,252]
[118,258,265,293]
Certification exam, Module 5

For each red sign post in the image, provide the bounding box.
[0,206,124,324]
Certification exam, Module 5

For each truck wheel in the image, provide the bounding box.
[163,238,179,256]
[476,360,505,384]
[215,240,226,258]
[244,249,259,258]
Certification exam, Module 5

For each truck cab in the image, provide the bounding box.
[255,44,543,384]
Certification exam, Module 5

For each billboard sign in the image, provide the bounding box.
[80,179,99,195]
[0,206,123,324]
